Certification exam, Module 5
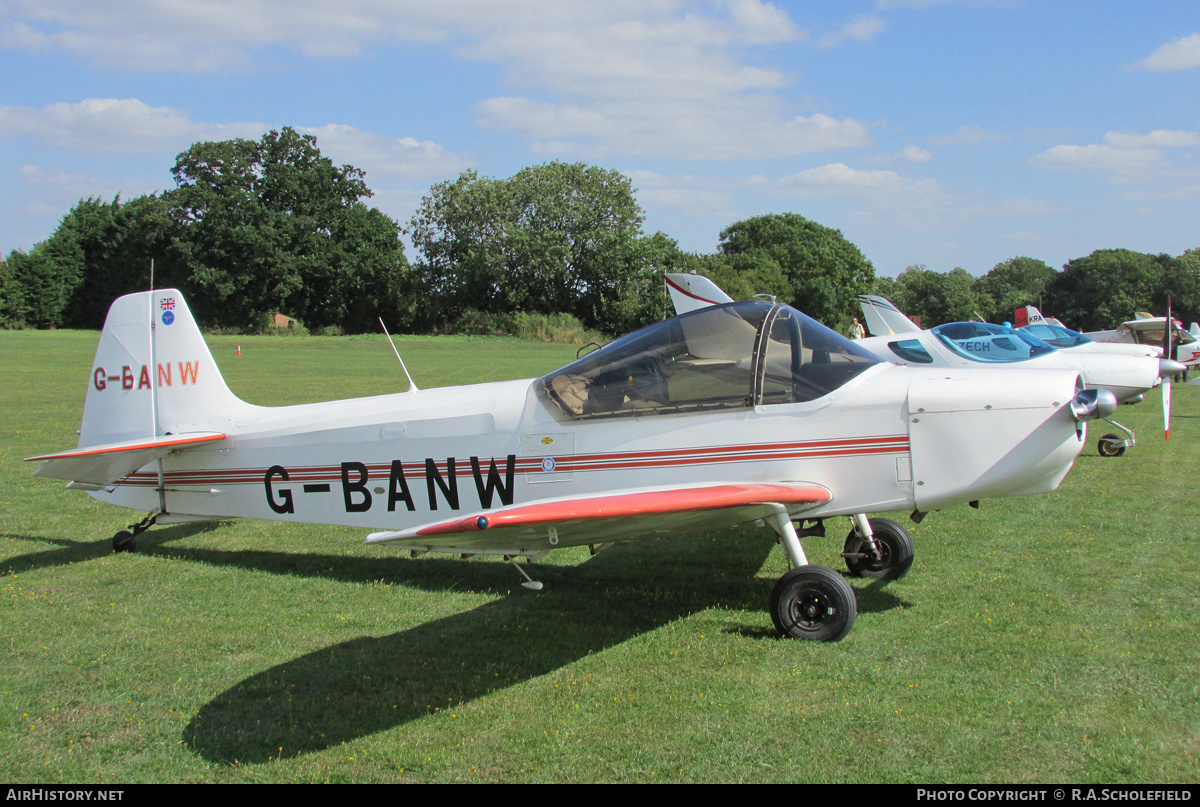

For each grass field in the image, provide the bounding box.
[2,329,1198,783]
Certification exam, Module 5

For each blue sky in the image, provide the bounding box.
[1,0,1197,278]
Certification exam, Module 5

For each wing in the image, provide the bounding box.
[26,432,227,489]
[366,482,831,555]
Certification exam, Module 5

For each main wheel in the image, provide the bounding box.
[1097,434,1126,457]
[843,518,914,581]
[769,565,857,641]
[112,530,136,553]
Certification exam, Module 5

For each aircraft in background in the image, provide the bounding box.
[852,295,1182,457]
[1013,306,1163,360]
[29,288,1112,642]
[1014,305,1200,444]
[664,272,733,314]
[852,295,1181,408]
[665,280,1181,459]
[1082,310,1200,371]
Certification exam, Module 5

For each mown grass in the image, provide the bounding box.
[2,329,1197,783]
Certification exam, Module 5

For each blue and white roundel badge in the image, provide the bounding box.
[541,457,557,473]
[162,311,174,325]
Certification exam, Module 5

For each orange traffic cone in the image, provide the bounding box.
[237,344,241,355]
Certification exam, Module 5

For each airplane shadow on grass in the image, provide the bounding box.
[165,526,906,765]
[1,519,907,764]
[0,521,224,574]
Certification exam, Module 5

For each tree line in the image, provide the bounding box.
[2,126,1196,337]
[877,251,1200,332]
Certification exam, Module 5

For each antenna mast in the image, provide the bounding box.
[379,317,419,392]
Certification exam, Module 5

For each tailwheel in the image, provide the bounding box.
[843,518,914,581]
[112,530,136,553]
[1097,433,1126,457]
[769,565,856,641]
[111,512,158,553]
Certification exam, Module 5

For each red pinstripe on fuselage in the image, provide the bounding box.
[115,433,911,488]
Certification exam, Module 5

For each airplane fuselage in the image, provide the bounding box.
[92,360,1085,555]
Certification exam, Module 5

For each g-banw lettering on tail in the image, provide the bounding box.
[92,361,201,391]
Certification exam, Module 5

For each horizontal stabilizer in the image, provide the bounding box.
[366,482,831,550]
[27,432,226,487]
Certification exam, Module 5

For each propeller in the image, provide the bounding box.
[1163,297,1173,441]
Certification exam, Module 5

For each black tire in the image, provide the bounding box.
[1097,434,1126,458]
[843,518,914,581]
[769,565,857,641]
[112,530,136,553]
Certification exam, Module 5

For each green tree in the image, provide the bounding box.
[408,169,514,326]
[67,195,187,329]
[1044,249,1164,331]
[716,213,875,327]
[1155,248,1200,326]
[975,256,1057,322]
[409,162,663,333]
[889,265,990,327]
[2,195,190,330]
[168,127,409,331]
[2,223,85,329]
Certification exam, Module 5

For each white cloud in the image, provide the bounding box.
[477,96,871,160]
[0,2,868,162]
[0,0,460,72]
[0,100,469,185]
[10,163,165,238]
[928,125,1010,147]
[1031,144,1170,175]
[0,1,805,78]
[18,164,93,187]
[0,98,263,153]
[1131,33,1200,72]
[625,169,734,220]
[864,146,932,164]
[774,162,942,200]
[1030,130,1200,184]
[817,15,885,48]
[764,160,1053,237]
[1104,130,1200,149]
[298,124,473,182]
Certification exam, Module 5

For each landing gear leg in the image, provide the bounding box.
[764,506,856,641]
[510,558,544,591]
[1095,413,1135,457]
[112,512,158,553]
[843,516,914,580]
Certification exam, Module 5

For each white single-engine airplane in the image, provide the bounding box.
[1083,310,1200,371]
[850,295,1184,457]
[1013,306,1162,359]
[29,288,1115,641]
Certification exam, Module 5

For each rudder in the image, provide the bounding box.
[79,289,243,448]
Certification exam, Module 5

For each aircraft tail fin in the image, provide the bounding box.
[857,295,920,336]
[665,273,734,316]
[1014,306,1043,327]
[78,289,245,449]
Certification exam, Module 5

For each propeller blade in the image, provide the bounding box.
[1163,297,1173,441]
[1163,375,1172,441]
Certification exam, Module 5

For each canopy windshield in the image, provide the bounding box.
[1019,322,1093,348]
[932,321,1057,363]
[538,301,879,420]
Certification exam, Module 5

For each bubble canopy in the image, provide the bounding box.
[538,301,880,420]
[1018,322,1092,348]
[931,321,1057,363]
